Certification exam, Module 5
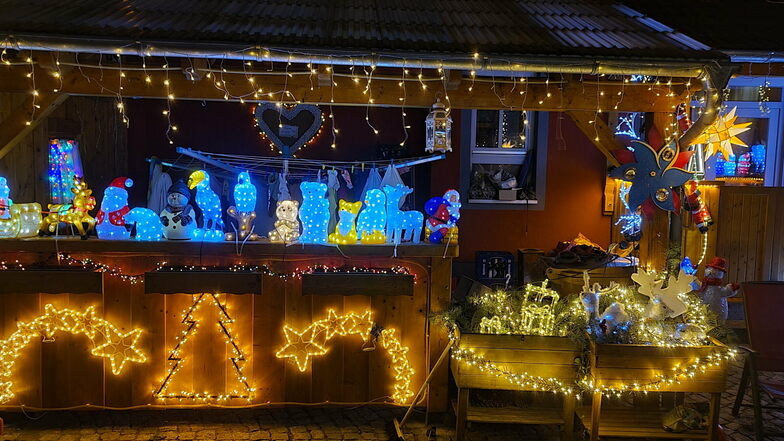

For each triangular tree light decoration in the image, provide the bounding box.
[153,293,253,401]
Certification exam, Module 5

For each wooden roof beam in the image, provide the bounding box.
[566,110,623,167]
[0,64,687,113]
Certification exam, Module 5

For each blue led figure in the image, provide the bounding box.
[383,184,423,244]
[0,176,12,220]
[96,177,133,240]
[188,170,224,241]
[125,207,164,241]
[680,257,697,276]
[357,189,387,244]
[234,172,257,213]
[226,171,259,241]
[298,181,330,244]
[751,144,766,176]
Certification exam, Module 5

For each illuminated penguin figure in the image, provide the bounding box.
[357,189,387,244]
[96,177,133,240]
[225,171,258,241]
[125,207,163,241]
[188,170,224,241]
[298,181,330,244]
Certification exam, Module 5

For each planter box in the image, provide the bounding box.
[578,340,730,441]
[545,265,634,295]
[450,329,581,441]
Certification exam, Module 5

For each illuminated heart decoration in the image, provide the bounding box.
[254,103,322,156]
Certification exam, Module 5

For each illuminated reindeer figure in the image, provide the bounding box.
[40,176,97,239]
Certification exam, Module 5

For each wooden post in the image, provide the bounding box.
[562,393,576,441]
[455,387,469,441]
[707,393,722,441]
[589,391,602,441]
[426,256,452,413]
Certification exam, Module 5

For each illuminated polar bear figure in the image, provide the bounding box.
[125,207,163,241]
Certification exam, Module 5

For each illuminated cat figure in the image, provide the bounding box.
[357,189,387,244]
[329,200,362,244]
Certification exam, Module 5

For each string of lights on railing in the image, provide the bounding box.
[0,254,415,285]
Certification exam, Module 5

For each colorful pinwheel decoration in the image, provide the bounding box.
[690,107,751,160]
[610,140,693,214]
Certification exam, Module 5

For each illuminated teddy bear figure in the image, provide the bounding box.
[357,189,387,244]
[268,200,300,243]
[125,207,163,241]
[96,177,133,240]
[298,181,330,244]
[329,200,362,244]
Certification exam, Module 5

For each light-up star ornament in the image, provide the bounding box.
[91,327,147,375]
[691,107,752,160]
[276,325,328,372]
[609,140,693,212]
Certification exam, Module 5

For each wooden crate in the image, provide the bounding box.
[452,331,582,390]
[588,340,728,393]
[451,330,581,441]
[546,265,634,296]
[580,340,729,441]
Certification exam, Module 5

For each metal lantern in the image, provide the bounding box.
[425,97,452,153]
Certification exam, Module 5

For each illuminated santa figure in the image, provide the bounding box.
[96,177,133,240]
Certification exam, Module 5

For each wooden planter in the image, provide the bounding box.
[450,329,582,441]
[577,340,730,441]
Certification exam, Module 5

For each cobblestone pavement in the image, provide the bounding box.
[2,360,782,440]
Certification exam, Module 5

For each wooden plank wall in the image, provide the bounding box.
[0,93,128,203]
[680,183,722,278]
[717,187,784,283]
[0,252,440,410]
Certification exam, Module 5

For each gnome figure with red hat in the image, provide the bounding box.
[698,257,739,324]
[96,177,133,240]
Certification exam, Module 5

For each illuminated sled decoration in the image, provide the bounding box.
[275,309,415,404]
[0,304,147,403]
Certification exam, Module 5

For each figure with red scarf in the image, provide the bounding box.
[96,177,133,240]
[698,257,739,324]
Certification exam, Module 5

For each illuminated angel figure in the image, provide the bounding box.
[188,170,224,241]
[691,107,752,160]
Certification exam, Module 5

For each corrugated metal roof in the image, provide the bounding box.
[0,0,721,60]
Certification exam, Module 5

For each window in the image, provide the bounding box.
[48,138,83,204]
[690,76,784,186]
[465,110,540,205]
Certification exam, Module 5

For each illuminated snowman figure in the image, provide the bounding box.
[0,176,12,220]
[188,170,224,241]
[96,177,133,240]
[298,181,330,244]
[159,179,195,240]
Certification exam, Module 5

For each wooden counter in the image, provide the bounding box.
[0,238,456,411]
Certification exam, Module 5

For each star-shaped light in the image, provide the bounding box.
[34,304,71,342]
[345,311,374,341]
[70,305,99,339]
[691,107,752,159]
[91,327,147,375]
[610,140,693,212]
[275,325,327,372]
[315,309,350,341]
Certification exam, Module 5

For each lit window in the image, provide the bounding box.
[48,139,83,204]
[466,110,538,205]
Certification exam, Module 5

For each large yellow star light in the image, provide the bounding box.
[0,304,147,403]
[691,107,752,159]
[91,327,147,375]
[275,325,328,372]
[275,310,416,403]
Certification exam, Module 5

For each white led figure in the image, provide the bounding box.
[225,171,258,241]
[0,176,42,239]
[298,181,330,244]
[357,189,387,244]
[383,185,423,244]
[188,170,224,241]
[96,177,133,240]
[125,207,164,241]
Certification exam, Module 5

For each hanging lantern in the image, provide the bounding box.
[687,144,706,181]
[425,97,452,153]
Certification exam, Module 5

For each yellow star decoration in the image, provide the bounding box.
[91,327,147,376]
[691,107,752,159]
[0,304,147,403]
[275,310,415,403]
[276,325,328,372]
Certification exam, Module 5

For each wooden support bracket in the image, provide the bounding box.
[0,91,69,160]
[566,110,622,167]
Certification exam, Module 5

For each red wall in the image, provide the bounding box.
[431,112,611,262]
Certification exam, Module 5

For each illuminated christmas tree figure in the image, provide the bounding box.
[153,293,253,402]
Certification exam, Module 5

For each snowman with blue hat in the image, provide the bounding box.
[159,179,195,240]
